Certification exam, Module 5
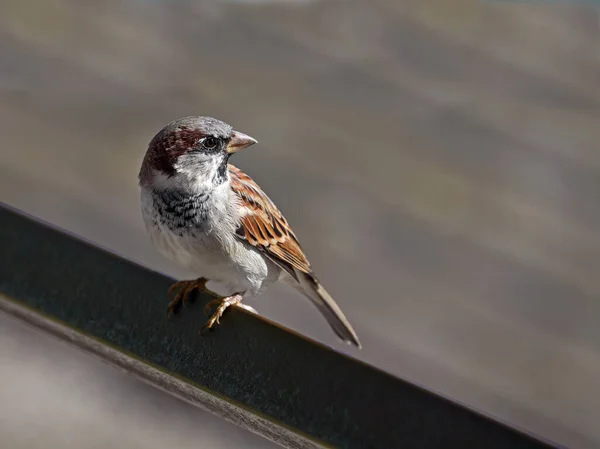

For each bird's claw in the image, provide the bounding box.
[200,315,219,334]
[199,293,245,334]
[166,277,209,316]
[203,298,223,317]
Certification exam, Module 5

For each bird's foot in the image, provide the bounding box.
[167,277,217,316]
[201,293,257,334]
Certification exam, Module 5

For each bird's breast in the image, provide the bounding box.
[140,187,276,294]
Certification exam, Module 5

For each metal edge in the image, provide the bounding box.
[0,293,327,449]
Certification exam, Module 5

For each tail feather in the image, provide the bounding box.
[295,272,361,349]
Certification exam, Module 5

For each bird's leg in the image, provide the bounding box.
[201,292,257,333]
[167,277,218,316]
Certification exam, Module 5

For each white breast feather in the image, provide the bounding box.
[140,183,279,296]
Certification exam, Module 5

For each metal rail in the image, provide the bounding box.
[0,203,558,449]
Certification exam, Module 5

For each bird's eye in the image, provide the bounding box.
[203,137,218,150]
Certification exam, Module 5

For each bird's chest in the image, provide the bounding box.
[141,188,243,279]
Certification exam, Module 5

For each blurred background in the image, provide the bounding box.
[1,0,599,447]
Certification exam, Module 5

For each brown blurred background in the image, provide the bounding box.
[1,0,599,448]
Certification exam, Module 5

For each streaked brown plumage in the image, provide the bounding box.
[230,164,312,276]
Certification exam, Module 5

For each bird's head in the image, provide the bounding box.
[139,116,257,191]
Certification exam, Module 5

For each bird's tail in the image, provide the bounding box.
[294,272,361,349]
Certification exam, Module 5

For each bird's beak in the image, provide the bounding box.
[226,131,257,154]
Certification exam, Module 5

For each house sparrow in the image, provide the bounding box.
[138,116,361,348]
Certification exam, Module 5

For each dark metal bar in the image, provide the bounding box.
[0,203,559,449]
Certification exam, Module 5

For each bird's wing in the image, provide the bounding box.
[228,164,311,280]
[229,164,361,347]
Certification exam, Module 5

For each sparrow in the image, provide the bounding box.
[138,116,361,348]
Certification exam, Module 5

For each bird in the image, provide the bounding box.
[138,116,361,348]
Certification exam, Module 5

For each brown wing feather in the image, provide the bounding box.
[229,164,312,277]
